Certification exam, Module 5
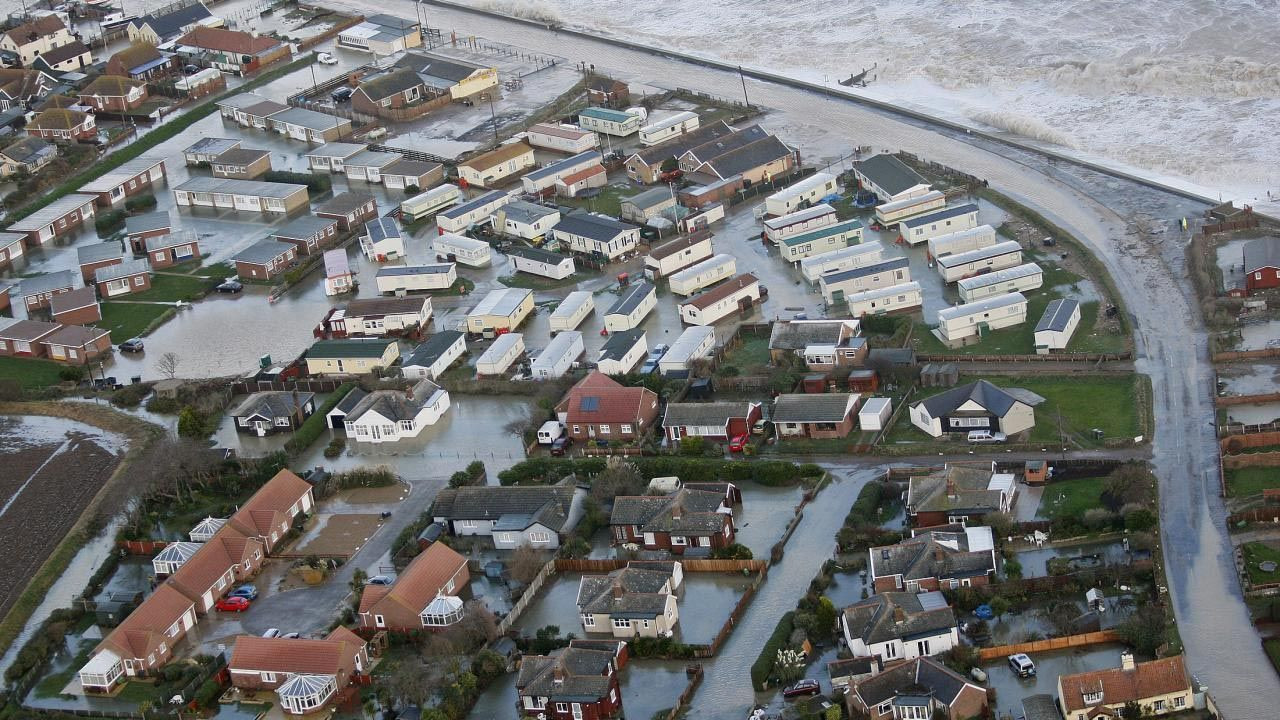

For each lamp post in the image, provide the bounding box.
[482,92,497,145]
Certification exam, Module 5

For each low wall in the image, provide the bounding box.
[553,558,766,573]
[1217,392,1280,408]
[496,557,557,636]
[1222,452,1280,470]
[297,14,365,51]
[1221,430,1280,452]
[977,629,1120,661]
[916,352,1132,363]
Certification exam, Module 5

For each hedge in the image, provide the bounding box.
[496,456,825,487]
[124,194,157,213]
[284,382,354,456]
[264,169,332,194]
[750,611,795,690]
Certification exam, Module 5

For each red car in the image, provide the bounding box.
[728,433,748,453]
[215,596,250,612]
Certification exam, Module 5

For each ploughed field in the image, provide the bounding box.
[0,419,122,618]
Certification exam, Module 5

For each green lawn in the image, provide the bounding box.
[558,183,641,218]
[128,273,215,302]
[499,270,595,291]
[0,355,68,389]
[165,259,236,279]
[720,336,771,374]
[1243,542,1280,586]
[99,302,173,340]
[1265,638,1280,678]
[1224,466,1280,498]
[1036,476,1107,520]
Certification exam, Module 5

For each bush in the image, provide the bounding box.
[264,169,332,194]
[95,209,126,234]
[58,366,85,382]
[110,382,151,408]
[629,636,697,659]
[324,437,346,458]
[124,194,157,212]
[284,383,355,455]
[750,611,794,690]
[1124,507,1157,532]
[679,436,707,456]
[145,395,180,413]
[710,543,753,560]
[194,678,223,707]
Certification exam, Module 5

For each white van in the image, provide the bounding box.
[537,420,564,445]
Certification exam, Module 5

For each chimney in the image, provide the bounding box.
[932,547,943,562]
[552,665,566,684]
[892,605,906,624]
[671,500,683,520]
[946,474,958,500]
[611,581,624,599]
[1120,650,1135,671]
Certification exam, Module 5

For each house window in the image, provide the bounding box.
[878,702,892,716]
[621,424,633,434]
[497,532,515,545]
[262,672,276,683]
[600,425,611,434]
[374,614,385,627]
[642,620,651,629]
[523,696,545,710]
[1153,700,1166,712]
[897,707,928,720]
[555,703,568,713]
[884,642,897,659]
[582,614,595,627]
[1173,696,1185,708]
[572,425,580,434]
[612,618,631,629]
[671,536,687,546]
[529,532,550,544]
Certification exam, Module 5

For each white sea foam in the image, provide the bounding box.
[471,0,562,24]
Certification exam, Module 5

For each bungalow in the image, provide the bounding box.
[577,107,642,137]
[868,526,997,593]
[697,135,796,184]
[555,165,608,198]
[351,69,429,117]
[662,402,762,444]
[0,68,56,111]
[78,584,198,692]
[0,232,23,271]
[315,192,377,231]
[325,296,432,338]
[456,141,535,188]
[305,338,400,376]
[31,40,92,74]
[128,2,219,45]
[50,287,100,325]
[625,120,735,184]
[360,217,405,261]
[556,371,659,441]
[846,657,987,720]
[396,51,495,102]
[517,641,626,720]
[768,319,862,368]
[508,246,575,280]
[216,93,288,128]
[167,527,263,614]
[375,264,457,294]
[604,281,656,331]
[272,215,339,255]
[337,14,422,55]
[42,325,112,365]
[173,178,309,214]
[677,273,760,326]
[107,43,173,81]
[125,212,174,254]
[522,150,603,194]
[78,75,148,113]
[576,562,680,637]
[267,107,352,143]
[908,379,1036,439]
[595,329,647,376]
[402,331,467,380]
[95,259,152,298]
[820,258,912,305]
[305,142,365,173]
[679,176,743,208]
[26,107,95,141]
[1057,654,1192,720]
[0,284,9,313]
[1,15,75,66]
[644,233,713,279]
[430,484,581,550]
[324,250,354,296]
[905,465,1015,527]
[620,187,677,224]
[226,468,316,554]
[382,159,443,191]
[77,156,166,207]
[77,241,125,284]
[525,123,599,154]
[553,213,641,261]
[495,200,561,240]
[19,270,75,311]
[344,150,400,184]
[772,393,860,440]
[840,591,959,661]
[228,628,369,716]
[465,288,534,335]
[211,147,272,179]
[586,76,629,107]
[1035,298,1081,353]
[176,27,291,75]
[182,137,240,165]
[0,319,60,357]
[230,391,316,436]
[357,541,469,631]
[851,154,931,204]
[1243,237,1280,293]
[343,379,451,443]
[232,239,297,280]
[611,485,740,553]
[0,136,55,178]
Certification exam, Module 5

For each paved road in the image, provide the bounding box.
[315,4,1271,714]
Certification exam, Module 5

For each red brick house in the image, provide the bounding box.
[771,393,860,440]
[81,584,198,691]
[125,211,174,254]
[77,241,125,284]
[50,287,102,325]
[0,319,61,358]
[78,156,167,207]
[177,27,292,75]
[79,75,148,112]
[144,232,199,268]
[661,401,762,443]
[227,469,316,554]
[1243,237,1280,294]
[586,76,629,108]
[868,525,997,594]
[167,525,266,615]
[905,466,1014,528]
[315,192,378,232]
[352,69,428,116]
[358,541,469,632]
[228,627,369,715]
[517,640,628,720]
[555,372,659,442]
[27,107,96,141]
[232,239,297,281]
[42,324,111,364]
[610,487,736,553]
[95,259,152,298]
[19,270,75,311]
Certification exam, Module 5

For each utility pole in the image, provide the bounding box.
[485,92,497,145]
[738,65,750,108]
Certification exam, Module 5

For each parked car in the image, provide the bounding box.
[728,433,748,453]
[262,628,280,638]
[316,52,337,65]
[967,429,1007,444]
[216,279,243,294]
[215,596,250,612]
[1008,653,1036,678]
[367,575,394,586]
[639,358,660,374]
[331,86,354,103]
[118,338,144,353]
[183,64,200,74]
[649,344,670,359]
[782,679,821,698]
[550,436,574,456]
[228,585,258,600]
[283,632,301,639]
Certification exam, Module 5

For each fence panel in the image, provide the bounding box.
[977,629,1120,661]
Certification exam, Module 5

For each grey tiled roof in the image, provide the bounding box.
[346,379,444,424]
[704,135,793,178]
[77,242,124,265]
[871,531,994,582]
[93,259,150,284]
[516,646,614,702]
[772,394,855,423]
[232,391,314,420]
[274,215,337,240]
[599,328,644,361]
[610,488,726,535]
[841,592,956,646]
[232,239,294,266]
[404,331,465,368]
[125,211,173,236]
[629,120,734,165]
[1036,298,1079,333]
[19,270,75,297]
[662,402,753,428]
[768,320,854,351]
[852,154,927,198]
[917,380,1019,418]
[908,466,1003,515]
[605,282,653,317]
[430,486,574,532]
[576,564,676,617]
[853,657,972,708]
[554,212,633,243]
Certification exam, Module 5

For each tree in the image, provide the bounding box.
[1103,463,1156,510]
[177,406,203,438]
[157,352,181,380]
[659,157,678,173]
[509,544,546,585]
[385,660,432,708]
[470,649,506,686]
[588,459,645,503]
[813,597,837,640]
[1121,700,1145,719]
[446,601,499,650]
[1116,604,1168,656]
[988,595,1011,620]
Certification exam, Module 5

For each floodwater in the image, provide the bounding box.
[1235,320,1280,352]
[982,644,1131,719]
[1217,363,1280,397]
[1215,237,1249,293]
[1014,540,1131,579]
[1226,403,1280,426]
[732,484,806,559]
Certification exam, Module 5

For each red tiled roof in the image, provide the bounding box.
[82,74,146,97]
[178,26,285,55]
[557,165,606,186]
[98,584,193,659]
[365,542,466,615]
[1059,655,1190,712]
[229,632,364,675]
[559,371,658,425]
[357,584,391,614]
[29,108,90,130]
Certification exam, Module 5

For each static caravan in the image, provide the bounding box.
[638,111,699,146]
[820,257,912,305]
[402,331,467,380]
[927,224,997,262]
[1034,298,1081,354]
[494,201,561,240]
[935,240,1023,283]
[603,281,657,331]
[900,203,980,246]
[668,253,737,296]
[466,288,534,335]
[530,330,584,379]
[360,218,405,261]
[763,204,837,244]
[402,185,461,223]
[577,107,643,137]
[800,243,886,283]
[764,172,838,217]
[549,291,594,332]
[597,328,647,375]
[324,250,354,296]
[375,264,458,294]
[436,190,511,234]
[659,325,716,377]
[874,190,946,226]
[474,332,524,377]
[678,273,761,326]
[508,246,575,280]
[845,281,923,317]
[779,219,864,263]
[645,233,714,279]
[525,123,599,154]
[934,292,1027,347]
[520,151,602,194]
[434,233,493,267]
[957,263,1043,303]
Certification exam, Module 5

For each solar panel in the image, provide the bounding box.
[580,396,599,411]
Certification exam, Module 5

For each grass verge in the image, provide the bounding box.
[1243,542,1280,586]
[1036,476,1107,520]
[1225,466,1280,498]
[0,356,67,390]
[98,302,174,340]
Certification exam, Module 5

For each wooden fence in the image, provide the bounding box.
[553,558,766,573]
[1221,430,1280,451]
[297,14,366,51]
[117,540,169,555]
[1202,216,1260,236]
[662,664,705,720]
[497,557,557,636]
[1222,452,1280,470]
[1228,507,1280,525]
[700,567,767,656]
[1216,392,1280,407]
[1220,421,1280,438]
[228,378,345,394]
[977,629,1120,661]
[1214,347,1280,362]
[916,351,1132,363]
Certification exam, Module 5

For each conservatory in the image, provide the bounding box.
[189,516,226,542]
[277,673,339,715]
[421,595,465,627]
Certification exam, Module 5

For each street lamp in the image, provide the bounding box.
[481,92,497,145]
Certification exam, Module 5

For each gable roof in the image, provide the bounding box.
[37,40,90,68]
[703,135,793,178]
[916,379,1020,418]
[0,69,54,102]
[852,154,928,197]
[842,591,956,646]
[1036,298,1080,333]
[4,14,67,46]
[516,645,616,702]
[232,239,295,266]
[1059,655,1190,712]
[610,487,728,535]
[769,319,858,351]
[110,43,164,72]
[29,107,90,130]
[404,331,465,368]
[662,401,756,429]
[1242,237,1280,273]
[681,273,757,310]
[346,379,445,424]
[772,393,857,423]
[315,191,375,216]
[134,2,215,41]
[50,286,97,315]
[359,541,467,616]
[605,281,654,316]
[0,136,54,165]
[229,469,312,537]
[853,656,978,709]
[630,120,734,166]
[97,584,194,660]
[83,75,146,97]
[93,258,150,284]
[42,324,109,348]
[683,124,768,165]
[554,212,634,243]
[458,141,532,171]
[597,328,643,362]
[430,485,575,531]
[229,631,364,675]
[274,214,338,240]
[870,529,995,583]
[358,69,424,101]
[907,466,1005,515]
[178,26,283,54]
[576,562,677,617]
[231,390,314,420]
[77,241,125,265]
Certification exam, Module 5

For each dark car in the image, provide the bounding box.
[118,338,144,353]
[331,87,354,103]
[183,64,200,74]
[228,585,258,600]
[550,436,574,456]
[216,279,243,294]
[782,679,821,698]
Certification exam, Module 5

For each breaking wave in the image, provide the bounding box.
[1043,57,1280,99]
[472,0,562,24]
[969,111,1079,150]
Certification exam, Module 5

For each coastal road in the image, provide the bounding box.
[320,2,1270,715]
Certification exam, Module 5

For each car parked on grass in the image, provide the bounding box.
[1008,653,1036,678]
[782,679,820,698]
[228,585,258,600]
[118,338,144,353]
[215,596,250,612]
